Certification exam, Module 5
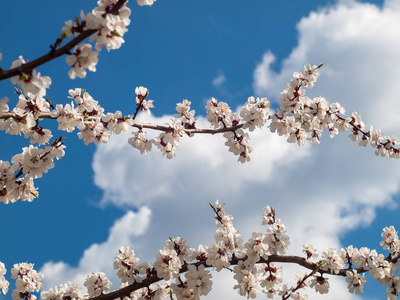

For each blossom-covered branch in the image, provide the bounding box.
[1,201,399,299]
[0,0,129,82]
[0,111,244,135]
[1,62,400,204]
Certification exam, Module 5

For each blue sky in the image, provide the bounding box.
[2,0,400,299]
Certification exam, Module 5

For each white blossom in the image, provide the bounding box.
[41,282,86,300]
[10,56,51,97]
[381,226,400,254]
[345,269,366,295]
[86,1,131,51]
[240,96,271,131]
[206,241,230,271]
[185,264,213,298]
[302,244,318,260]
[84,272,111,297]
[320,248,344,274]
[309,275,330,294]
[245,232,268,263]
[11,263,43,295]
[233,260,261,299]
[128,130,153,155]
[153,247,182,280]
[0,262,9,295]
[66,43,98,79]
[114,246,148,285]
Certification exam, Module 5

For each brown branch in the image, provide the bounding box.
[0,111,243,135]
[0,0,128,81]
[90,252,396,300]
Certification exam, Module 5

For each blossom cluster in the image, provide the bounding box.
[84,272,112,297]
[0,203,400,299]
[0,140,65,204]
[0,262,9,295]
[0,92,52,144]
[10,263,43,300]
[59,0,131,79]
[10,56,52,97]
[40,282,86,300]
[53,88,135,145]
[114,246,149,285]
[270,64,400,158]
[110,204,400,299]
[59,0,155,80]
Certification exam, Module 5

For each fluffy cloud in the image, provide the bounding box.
[212,73,226,88]
[254,0,400,132]
[40,207,151,290]
[93,113,310,209]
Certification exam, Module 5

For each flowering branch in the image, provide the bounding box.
[0,111,243,134]
[0,0,128,81]
[1,201,395,299]
[2,62,400,204]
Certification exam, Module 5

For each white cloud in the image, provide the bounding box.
[40,207,151,290]
[41,0,400,298]
[212,73,226,88]
[253,0,400,132]
[92,113,310,209]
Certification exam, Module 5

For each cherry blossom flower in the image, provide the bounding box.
[264,219,290,255]
[321,248,345,274]
[381,226,400,254]
[233,260,261,298]
[185,264,213,297]
[128,130,153,155]
[153,247,181,280]
[60,10,86,38]
[10,56,51,97]
[205,98,233,128]
[245,232,269,263]
[345,269,367,295]
[66,43,99,79]
[205,241,230,271]
[302,244,318,260]
[385,276,400,299]
[240,96,271,131]
[310,275,330,294]
[41,282,85,300]
[86,0,131,51]
[166,237,196,263]
[0,262,9,295]
[52,102,82,133]
[84,272,112,297]
[11,263,43,295]
[114,246,148,285]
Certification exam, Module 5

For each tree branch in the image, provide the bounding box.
[0,111,244,135]
[90,253,394,300]
[0,0,128,81]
